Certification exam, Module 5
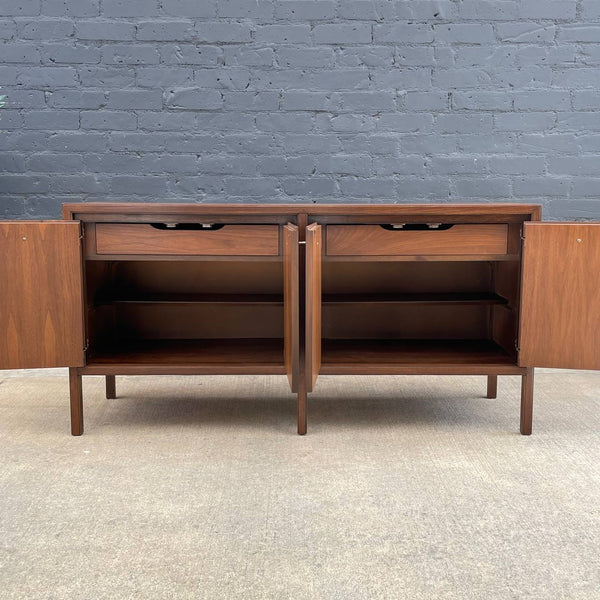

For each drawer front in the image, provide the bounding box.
[326,224,509,256]
[95,224,280,256]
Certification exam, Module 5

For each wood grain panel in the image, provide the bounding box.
[96,224,280,256]
[69,367,83,435]
[85,339,285,376]
[62,202,541,221]
[320,339,520,375]
[111,261,283,295]
[491,260,521,359]
[322,254,518,263]
[320,364,525,376]
[520,368,534,435]
[113,304,284,339]
[519,223,600,370]
[0,222,84,369]
[322,261,493,294]
[492,305,518,360]
[322,304,490,340]
[306,223,322,391]
[326,224,508,256]
[283,224,299,391]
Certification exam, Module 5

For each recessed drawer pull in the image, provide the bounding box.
[151,223,224,231]
[381,223,454,231]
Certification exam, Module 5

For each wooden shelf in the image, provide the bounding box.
[95,293,284,306]
[323,254,521,263]
[84,338,286,375]
[95,292,506,306]
[320,339,520,375]
[322,292,508,305]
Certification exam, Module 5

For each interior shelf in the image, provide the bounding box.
[94,293,284,305]
[321,339,514,366]
[95,292,506,306]
[87,338,285,368]
[322,292,508,305]
[322,254,521,263]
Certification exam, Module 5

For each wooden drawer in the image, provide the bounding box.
[326,224,509,257]
[95,224,280,256]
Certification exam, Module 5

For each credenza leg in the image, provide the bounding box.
[298,379,307,436]
[69,367,83,436]
[105,375,116,399]
[520,368,534,435]
[487,375,498,399]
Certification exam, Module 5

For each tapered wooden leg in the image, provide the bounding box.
[487,375,498,399]
[105,375,116,399]
[520,368,534,435]
[69,367,83,436]
[297,379,307,435]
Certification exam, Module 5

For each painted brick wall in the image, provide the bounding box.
[0,0,599,219]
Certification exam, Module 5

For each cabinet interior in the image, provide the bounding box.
[83,230,522,370]
[320,260,520,366]
[84,260,285,367]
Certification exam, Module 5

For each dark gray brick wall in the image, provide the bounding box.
[0,0,599,219]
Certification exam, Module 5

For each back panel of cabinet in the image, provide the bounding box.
[85,260,285,348]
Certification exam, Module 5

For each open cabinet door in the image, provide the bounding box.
[283,224,300,391]
[0,222,85,369]
[519,223,600,370]
[305,223,322,391]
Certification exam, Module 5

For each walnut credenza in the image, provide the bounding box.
[1,203,598,436]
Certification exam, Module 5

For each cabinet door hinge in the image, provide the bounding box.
[84,339,89,352]
[514,339,520,353]
[520,226,525,242]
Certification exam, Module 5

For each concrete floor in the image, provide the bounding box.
[0,371,599,599]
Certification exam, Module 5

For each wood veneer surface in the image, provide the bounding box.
[322,339,513,365]
[306,224,322,392]
[0,222,85,369]
[283,224,300,391]
[90,339,284,365]
[63,202,542,219]
[326,224,509,256]
[96,224,280,256]
[519,223,600,369]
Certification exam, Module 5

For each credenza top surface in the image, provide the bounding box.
[62,202,542,221]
